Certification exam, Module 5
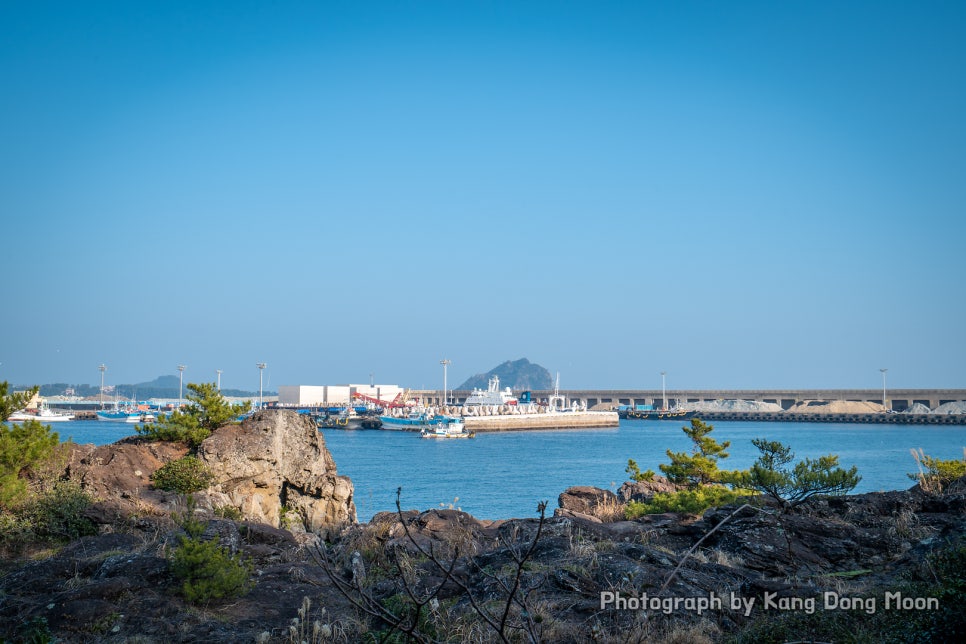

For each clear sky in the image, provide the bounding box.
[2,1,964,392]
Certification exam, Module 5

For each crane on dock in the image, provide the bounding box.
[351,390,415,409]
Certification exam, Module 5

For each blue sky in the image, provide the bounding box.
[2,1,964,392]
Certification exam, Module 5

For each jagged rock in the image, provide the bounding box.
[555,485,623,521]
[618,475,682,503]
[64,409,355,538]
[197,409,356,537]
[65,437,189,522]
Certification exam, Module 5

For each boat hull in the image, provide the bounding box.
[379,415,465,432]
[96,412,156,423]
[8,410,74,422]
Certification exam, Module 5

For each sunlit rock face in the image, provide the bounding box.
[198,409,356,537]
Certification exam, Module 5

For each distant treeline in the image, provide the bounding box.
[27,383,266,399]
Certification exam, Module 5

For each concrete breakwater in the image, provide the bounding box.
[463,411,619,431]
[676,410,966,425]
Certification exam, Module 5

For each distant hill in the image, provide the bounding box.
[32,375,263,399]
[456,358,553,392]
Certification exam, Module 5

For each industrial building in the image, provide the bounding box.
[276,383,405,407]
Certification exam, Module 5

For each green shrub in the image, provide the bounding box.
[214,505,242,521]
[169,496,252,604]
[0,418,60,509]
[909,448,966,494]
[151,456,215,494]
[170,533,253,604]
[18,481,96,541]
[626,486,754,518]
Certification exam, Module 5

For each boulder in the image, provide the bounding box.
[65,409,355,538]
[198,409,356,537]
[555,486,623,521]
[618,475,681,503]
[65,438,189,523]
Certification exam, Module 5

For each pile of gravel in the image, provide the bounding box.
[933,401,966,415]
[902,402,932,414]
[679,399,783,412]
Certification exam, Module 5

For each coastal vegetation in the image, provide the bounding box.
[151,455,215,494]
[626,418,756,518]
[169,496,252,604]
[625,419,861,518]
[1,382,96,555]
[136,381,251,448]
[747,438,861,508]
[0,381,37,422]
[909,448,966,493]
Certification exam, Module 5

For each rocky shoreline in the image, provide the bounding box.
[1,410,962,642]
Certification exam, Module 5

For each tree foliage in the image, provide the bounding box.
[626,486,750,517]
[0,381,39,422]
[625,458,655,482]
[151,455,215,494]
[137,382,250,448]
[169,497,252,604]
[0,419,61,510]
[748,438,861,508]
[660,418,738,489]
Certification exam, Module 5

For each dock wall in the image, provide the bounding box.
[416,388,966,412]
[463,411,619,432]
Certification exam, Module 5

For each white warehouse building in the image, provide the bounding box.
[277,384,405,407]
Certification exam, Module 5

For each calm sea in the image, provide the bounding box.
[48,418,966,522]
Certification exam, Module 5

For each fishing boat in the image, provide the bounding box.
[379,410,465,433]
[8,404,74,423]
[96,406,157,423]
[420,423,474,439]
[615,404,691,420]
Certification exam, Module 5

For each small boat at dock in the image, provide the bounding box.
[8,404,74,423]
[96,406,157,423]
[379,410,465,433]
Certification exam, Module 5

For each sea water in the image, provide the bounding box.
[50,418,966,522]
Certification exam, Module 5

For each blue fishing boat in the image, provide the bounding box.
[378,410,464,433]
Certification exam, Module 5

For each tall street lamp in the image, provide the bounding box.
[98,364,107,410]
[177,365,186,408]
[440,359,451,406]
[661,371,667,411]
[257,363,266,410]
[880,368,888,411]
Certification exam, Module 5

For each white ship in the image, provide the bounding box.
[462,376,518,406]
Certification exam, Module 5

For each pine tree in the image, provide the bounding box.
[660,418,732,488]
[137,382,250,448]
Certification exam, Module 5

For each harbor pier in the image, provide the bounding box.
[415,388,966,413]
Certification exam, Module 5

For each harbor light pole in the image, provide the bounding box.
[98,364,107,410]
[880,368,888,411]
[257,363,266,410]
[440,359,451,406]
[177,365,186,408]
[216,370,222,392]
[661,371,667,411]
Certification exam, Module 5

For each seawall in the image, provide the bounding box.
[669,411,966,425]
[463,411,619,432]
